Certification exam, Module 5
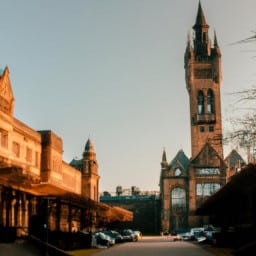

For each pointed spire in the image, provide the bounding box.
[186,31,191,48]
[214,29,219,47]
[162,148,167,163]
[84,138,94,153]
[194,0,208,28]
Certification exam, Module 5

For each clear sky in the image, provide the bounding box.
[1,0,256,192]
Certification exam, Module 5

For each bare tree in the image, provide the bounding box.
[224,32,256,162]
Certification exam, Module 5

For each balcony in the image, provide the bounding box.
[194,113,216,124]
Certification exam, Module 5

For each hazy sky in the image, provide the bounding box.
[1,0,256,192]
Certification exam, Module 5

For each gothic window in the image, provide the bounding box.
[171,187,186,213]
[207,89,215,114]
[198,90,204,114]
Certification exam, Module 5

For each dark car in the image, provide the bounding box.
[102,230,124,243]
[94,232,115,247]
[121,229,137,242]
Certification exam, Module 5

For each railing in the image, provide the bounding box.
[195,113,216,123]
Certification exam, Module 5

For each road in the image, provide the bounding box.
[94,236,216,256]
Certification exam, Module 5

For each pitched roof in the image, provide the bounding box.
[190,142,226,167]
[225,149,246,169]
[168,150,190,172]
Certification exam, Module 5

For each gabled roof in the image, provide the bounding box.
[191,142,226,168]
[225,149,246,169]
[168,150,190,172]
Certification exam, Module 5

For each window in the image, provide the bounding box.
[196,168,220,176]
[12,142,20,157]
[172,188,186,213]
[209,126,214,132]
[198,90,204,114]
[207,89,215,114]
[26,147,32,162]
[196,183,220,196]
[0,130,8,148]
[200,126,205,132]
[174,168,182,176]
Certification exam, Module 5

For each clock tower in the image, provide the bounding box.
[184,1,223,159]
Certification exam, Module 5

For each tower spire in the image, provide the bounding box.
[162,148,167,163]
[214,29,219,47]
[194,1,208,28]
[192,1,210,57]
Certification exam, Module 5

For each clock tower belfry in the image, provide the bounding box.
[184,1,223,159]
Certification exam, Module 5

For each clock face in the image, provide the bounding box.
[174,168,182,176]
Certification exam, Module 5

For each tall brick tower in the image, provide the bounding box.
[184,1,223,159]
[184,1,226,227]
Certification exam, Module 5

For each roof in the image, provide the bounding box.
[69,158,83,171]
[85,138,94,152]
[168,150,190,172]
[225,149,246,169]
[190,142,226,168]
[193,0,208,28]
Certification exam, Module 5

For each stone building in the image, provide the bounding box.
[70,139,100,202]
[0,66,132,241]
[159,2,245,233]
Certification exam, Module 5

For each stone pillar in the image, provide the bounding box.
[11,199,17,227]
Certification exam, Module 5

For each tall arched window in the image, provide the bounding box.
[207,89,215,114]
[171,187,186,213]
[198,90,204,114]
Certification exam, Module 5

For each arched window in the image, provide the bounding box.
[171,188,186,213]
[198,90,204,114]
[207,89,215,114]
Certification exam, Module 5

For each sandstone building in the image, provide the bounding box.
[159,2,245,233]
[0,67,132,241]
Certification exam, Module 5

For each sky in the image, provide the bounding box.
[1,0,256,193]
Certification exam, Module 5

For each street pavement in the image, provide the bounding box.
[93,236,216,256]
[0,241,44,256]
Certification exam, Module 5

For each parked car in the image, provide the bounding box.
[121,229,137,242]
[94,232,115,247]
[178,225,220,243]
[102,230,124,243]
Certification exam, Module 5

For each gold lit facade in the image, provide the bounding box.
[0,67,132,239]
